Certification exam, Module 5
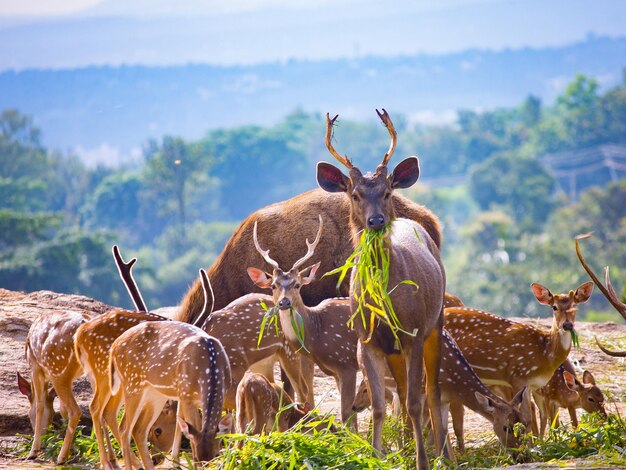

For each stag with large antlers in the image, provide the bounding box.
[247,215,359,428]
[316,109,447,469]
[576,233,626,356]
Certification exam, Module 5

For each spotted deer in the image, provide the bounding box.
[20,310,91,463]
[352,330,531,452]
[247,215,360,428]
[316,109,447,468]
[235,371,311,435]
[110,320,232,470]
[534,359,606,436]
[576,233,626,356]
[444,281,594,434]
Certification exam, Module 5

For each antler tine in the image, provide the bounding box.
[193,268,215,328]
[253,221,280,271]
[605,266,626,316]
[325,113,353,169]
[112,245,148,312]
[376,108,397,167]
[575,233,626,318]
[291,215,324,272]
[595,336,626,357]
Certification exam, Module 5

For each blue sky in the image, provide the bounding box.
[1,0,626,69]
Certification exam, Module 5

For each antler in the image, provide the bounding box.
[376,108,397,167]
[253,221,280,271]
[325,113,353,169]
[575,233,626,319]
[193,269,215,328]
[112,245,148,312]
[291,215,323,272]
[594,336,626,357]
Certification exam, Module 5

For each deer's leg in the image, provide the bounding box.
[131,397,166,470]
[449,401,465,452]
[424,323,448,461]
[27,367,47,459]
[359,342,387,453]
[387,353,411,445]
[50,372,81,464]
[119,391,145,470]
[337,370,358,430]
[406,335,429,470]
[89,384,116,470]
[568,406,578,429]
[278,351,315,405]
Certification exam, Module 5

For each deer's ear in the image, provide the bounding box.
[582,370,596,385]
[531,283,553,305]
[475,392,495,413]
[317,162,349,193]
[574,281,594,304]
[390,157,420,189]
[177,417,198,440]
[562,370,577,391]
[17,372,32,399]
[300,262,321,286]
[247,268,272,289]
[511,386,529,408]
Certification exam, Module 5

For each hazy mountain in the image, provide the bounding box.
[0,35,625,165]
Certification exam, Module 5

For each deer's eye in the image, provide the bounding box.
[154,428,162,437]
[271,283,277,290]
[352,193,360,202]
[552,305,558,311]
[588,397,595,402]
[294,283,301,289]
[384,192,391,200]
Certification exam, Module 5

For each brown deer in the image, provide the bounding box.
[575,233,626,356]
[534,360,606,436]
[110,320,232,470]
[352,329,531,452]
[247,215,360,428]
[444,281,594,434]
[235,371,311,435]
[20,310,91,463]
[316,109,447,468]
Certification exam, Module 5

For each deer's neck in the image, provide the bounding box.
[547,323,571,362]
[278,297,314,351]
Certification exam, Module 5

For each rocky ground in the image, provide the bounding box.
[0,288,624,468]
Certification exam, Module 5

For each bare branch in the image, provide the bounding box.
[376,108,397,167]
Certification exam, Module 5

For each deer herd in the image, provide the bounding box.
[15,110,623,469]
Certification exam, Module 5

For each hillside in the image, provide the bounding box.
[0,36,625,164]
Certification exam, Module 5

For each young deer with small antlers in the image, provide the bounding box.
[534,359,606,436]
[247,215,360,428]
[316,109,447,469]
[110,320,232,470]
[444,281,594,434]
[235,371,311,435]
[20,310,92,463]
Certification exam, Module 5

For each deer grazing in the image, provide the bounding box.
[20,310,92,463]
[316,109,447,469]
[534,359,606,436]
[576,233,626,356]
[110,320,232,470]
[444,281,594,434]
[235,371,311,435]
[247,215,360,428]
[352,330,531,452]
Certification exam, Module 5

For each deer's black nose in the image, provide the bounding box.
[563,321,573,331]
[278,298,291,309]
[367,215,385,230]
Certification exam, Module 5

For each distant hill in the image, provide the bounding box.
[0,35,625,165]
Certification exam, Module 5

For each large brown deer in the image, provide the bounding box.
[110,320,232,470]
[352,329,531,452]
[533,359,606,436]
[575,233,626,356]
[20,310,92,463]
[444,281,594,434]
[316,109,447,469]
[247,215,359,428]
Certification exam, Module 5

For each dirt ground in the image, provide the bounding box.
[1,290,625,468]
